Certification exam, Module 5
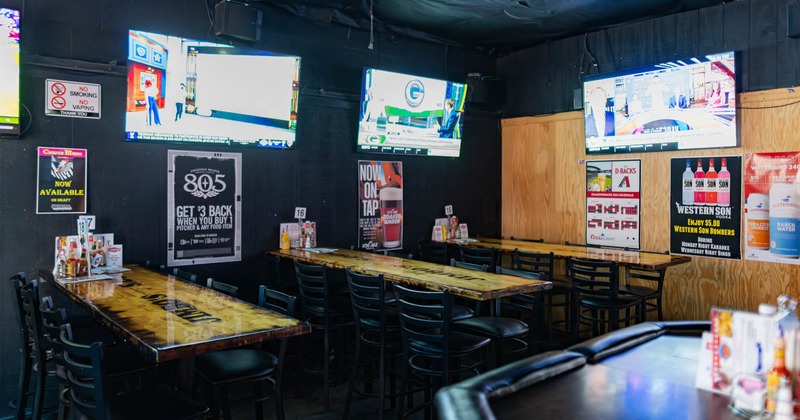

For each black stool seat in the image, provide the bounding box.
[195,349,278,384]
[619,284,658,298]
[409,330,490,355]
[454,317,529,338]
[452,304,474,320]
[108,383,209,420]
[580,294,640,309]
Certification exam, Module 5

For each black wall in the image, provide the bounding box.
[499,0,800,117]
[0,0,499,413]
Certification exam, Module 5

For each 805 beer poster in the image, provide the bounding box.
[168,150,241,266]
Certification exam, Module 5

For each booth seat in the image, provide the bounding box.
[435,321,711,420]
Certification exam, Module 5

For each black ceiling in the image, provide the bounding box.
[254,0,729,52]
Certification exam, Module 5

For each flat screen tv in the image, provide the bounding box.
[583,51,736,155]
[0,8,20,136]
[357,68,467,157]
[125,30,300,148]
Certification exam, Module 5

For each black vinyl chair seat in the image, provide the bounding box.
[454,317,529,338]
[452,304,474,321]
[195,349,278,384]
[579,294,641,309]
[618,284,659,298]
[408,331,491,356]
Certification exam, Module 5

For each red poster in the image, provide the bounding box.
[357,161,403,251]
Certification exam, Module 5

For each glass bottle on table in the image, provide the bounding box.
[767,329,792,413]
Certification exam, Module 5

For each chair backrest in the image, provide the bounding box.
[60,323,109,419]
[143,260,167,272]
[513,249,555,279]
[625,267,667,293]
[450,258,489,272]
[567,257,620,305]
[509,237,544,243]
[346,269,388,331]
[257,285,297,317]
[392,282,453,358]
[209,278,239,297]
[40,296,68,366]
[384,250,413,260]
[173,268,203,285]
[294,259,330,318]
[458,246,497,271]
[264,254,288,290]
[495,266,543,280]
[10,272,29,351]
[21,279,48,360]
[418,240,448,265]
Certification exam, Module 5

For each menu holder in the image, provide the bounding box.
[705,307,777,395]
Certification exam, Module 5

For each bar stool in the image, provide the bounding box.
[10,272,35,420]
[60,323,209,420]
[393,283,490,419]
[294,260,354,411]
[343,269,402,420]
[449,260,529,367]
[567,257,640,338]
[417,240,449,265]
[194,286,296,420]
[513,249,575,349]
[619,266,667,322]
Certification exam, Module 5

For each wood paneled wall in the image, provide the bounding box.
[502,87,800,320]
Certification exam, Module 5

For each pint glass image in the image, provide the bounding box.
[380,187,402,248]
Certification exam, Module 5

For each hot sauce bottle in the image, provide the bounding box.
[767,330,792,413]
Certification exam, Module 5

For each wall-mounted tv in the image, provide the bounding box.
[357,68,467,157]
[0,8,20,136]
[125,30,300,148]
[584,51,736,155]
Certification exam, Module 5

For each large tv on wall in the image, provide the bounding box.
[0,8,20,136]
[584,51,736,155]
[125,30,300,148]
[357,68,468,157]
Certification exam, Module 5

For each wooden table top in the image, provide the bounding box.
[45,265,310,363]
[271,248,552,301]
[450,238,691,270]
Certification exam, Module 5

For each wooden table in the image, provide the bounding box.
[451,238,691,270]
[43,265,310,364]
[270,248,552,301]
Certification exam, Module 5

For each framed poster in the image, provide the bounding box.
[670,156,741,259]
[743,152,800,264]
[357,160,403,251]
[167,150,241,266]
[36,147,87,214]
[586,159,640,249]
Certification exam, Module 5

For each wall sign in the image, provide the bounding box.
[670,156,741,259]
[357,160,403,251]
[167,150,241,266]
[36,147,87,214]
[45,79,101,119]
[743,152,800,264]
[585,159,640,249]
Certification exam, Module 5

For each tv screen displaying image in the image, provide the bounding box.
[584,51,736,155]
[0,8,20,136]
[357,68,467,157]
[125,30,300,148]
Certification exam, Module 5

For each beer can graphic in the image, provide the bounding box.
[769,183,800,258]
[746,193,769,249]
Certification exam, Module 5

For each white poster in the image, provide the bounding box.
[586,159,641,249]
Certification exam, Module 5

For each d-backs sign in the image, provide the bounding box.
[167,150,241,266]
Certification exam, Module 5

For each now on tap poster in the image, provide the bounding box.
[357,160,403,251]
